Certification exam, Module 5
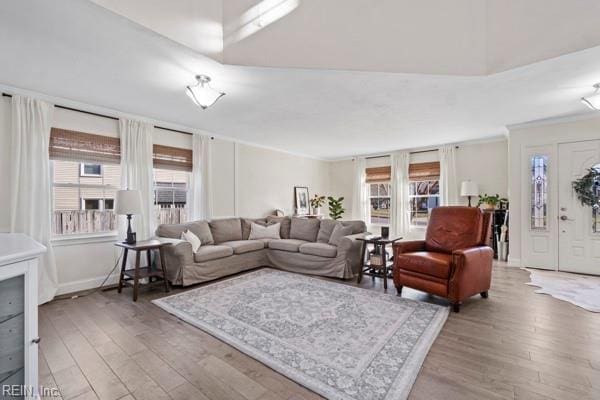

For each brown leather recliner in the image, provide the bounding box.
[392,206,493,312]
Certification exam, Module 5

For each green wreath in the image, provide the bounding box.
[572,168,600,207]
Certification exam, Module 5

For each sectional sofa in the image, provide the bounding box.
[154,216,367,286]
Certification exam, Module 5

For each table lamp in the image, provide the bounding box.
[115,189,142,244]
[460,181,479,207]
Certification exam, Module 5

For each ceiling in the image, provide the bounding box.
[1,0,600,159]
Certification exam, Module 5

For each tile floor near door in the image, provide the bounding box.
[39,264,600,400]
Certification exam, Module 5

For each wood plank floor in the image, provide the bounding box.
[39,264,600,400]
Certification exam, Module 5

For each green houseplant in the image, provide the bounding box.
[477,194,507,210]
[327,196,345,220]
[309,194,326,215]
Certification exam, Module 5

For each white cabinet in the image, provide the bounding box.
[0,234,45,399]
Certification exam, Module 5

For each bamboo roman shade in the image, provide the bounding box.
[409,162,440,180]
[49,128,121,164]
[366,166,391,183]
[152,144,193,172]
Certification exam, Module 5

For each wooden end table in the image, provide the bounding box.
[115,240,170,301]
[356,235,402,290]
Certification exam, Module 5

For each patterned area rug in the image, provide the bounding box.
[524,268,600,312]
[153,269,448,400]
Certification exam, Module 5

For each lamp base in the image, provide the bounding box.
[125,214,136,244]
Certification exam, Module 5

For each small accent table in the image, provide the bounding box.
[115,240,170,301]
[356,235,402,290]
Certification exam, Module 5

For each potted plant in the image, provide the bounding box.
[327,196,345,220]
[477,194,507,210]
[310,194,326,215]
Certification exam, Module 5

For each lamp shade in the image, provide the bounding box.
[115,190,142,215]
[186,75,225,110]
[460,181,479,197]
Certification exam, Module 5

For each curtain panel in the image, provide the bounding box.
[119,119,154,240]
[439,145,458,205]
[10,95,58,304]
[351,157,369,221]
[188,134,213,220]
[390,151,410,237]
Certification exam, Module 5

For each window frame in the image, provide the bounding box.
[368,182,391,226]
[79,163,103,177]
[408,179,440,229]
[51,160,120,237]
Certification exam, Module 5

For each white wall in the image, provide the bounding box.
[0,95,330,294]
[508,114,600,266]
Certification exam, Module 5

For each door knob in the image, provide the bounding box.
[560,215,573,221]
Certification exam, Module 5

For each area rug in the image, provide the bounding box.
[524,268,600,312]
[153,269,448,400]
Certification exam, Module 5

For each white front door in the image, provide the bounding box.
[558,140,600,274]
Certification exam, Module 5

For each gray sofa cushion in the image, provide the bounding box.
[341,220,367,234]
[299,243,338,258]
[194,245,233,262]
[316,220,338,243]
[221,240,264,254]
[290,218,321,242]
[328,224,353,246]
[241,218,269,240]
[209,218,242,244]
[156,220,214,245]
[268,239,309,253]
[266,216,291,239]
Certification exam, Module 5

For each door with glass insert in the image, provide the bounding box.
[558,140,600,274]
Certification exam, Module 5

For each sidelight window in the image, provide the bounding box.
[531,155,548,230]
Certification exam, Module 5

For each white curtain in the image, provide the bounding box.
[119,119,154,240]
[10,95,57,304]
[439,145,458,205]
[188,134,213,220]
[390,151,410,237]
[351,157,369,221]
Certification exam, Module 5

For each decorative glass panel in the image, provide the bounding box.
[531,155,548,230]
[592,164,600,233]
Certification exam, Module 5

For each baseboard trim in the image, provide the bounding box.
[57,273,120,296]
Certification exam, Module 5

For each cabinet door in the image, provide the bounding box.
[0,275,25,394]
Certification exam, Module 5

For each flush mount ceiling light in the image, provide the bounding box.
[582,83,600,111]
[186,75,225,110]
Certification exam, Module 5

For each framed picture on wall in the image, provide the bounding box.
[294,186,310,215]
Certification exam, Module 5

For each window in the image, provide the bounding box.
[408,162,440,227]
[80,163,102,177]
[366,166,391,225]
[153,168,190,225]
[50,128,121,236]
[531,155,548,230]
[369,183,391,225]
[53,160,120,235]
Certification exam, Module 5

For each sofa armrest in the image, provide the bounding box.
[156,237,194,268]
[393,240,426,255]
[449,246,493,302]
[337,234,366,275]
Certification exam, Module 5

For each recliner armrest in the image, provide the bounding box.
[449,246,494,302]
[393,240,426,255]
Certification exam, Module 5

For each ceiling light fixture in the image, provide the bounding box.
[582,83,600,111]
[186,75,225,110]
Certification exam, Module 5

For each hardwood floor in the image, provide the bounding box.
[39,264,600,400]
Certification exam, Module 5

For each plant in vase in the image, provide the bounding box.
[327,196,345,220]
[310,194,326,215]
[477,194,507,210]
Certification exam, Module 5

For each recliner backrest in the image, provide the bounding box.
[425,207,483,254]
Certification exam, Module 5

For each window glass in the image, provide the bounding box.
[408,179,439,227]
[369,182,391,225]
[530,155,548,230]
[52,160,120,235]
[153,168,190,225]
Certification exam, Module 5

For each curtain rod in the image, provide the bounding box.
[2,92,213,138]
[365,146,459,159]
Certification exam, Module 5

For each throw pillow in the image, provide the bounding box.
[328,224,353,246]
[181,229,201,252]
[248,222,281,240]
